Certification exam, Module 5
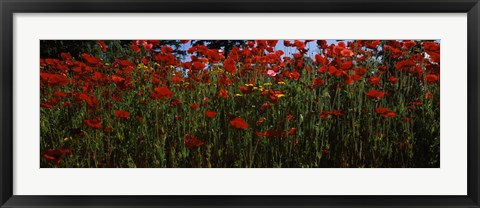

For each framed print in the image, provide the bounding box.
[1,0,479,207]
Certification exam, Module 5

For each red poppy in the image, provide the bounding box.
[43,148,72,165]
[355,68,367,76]
[205,110,217,118]
[224,58,236,74]
[288,128,297,135]
[410,101,423,106]
[184,134,205,149]
[230,117,249,129]
[256,117,265,126]
[97,41,107,52]
[219,88,229,99]
[320,110,330,119]
[256,131,265,138]
[153,87,173,99]
[240,86,252,94]
[83,117,102,129]
[425,92,433,99]
[312,78,324,87]
[40,73,69,86]
[383,111,396,118]
[340,48,353,57]
[190,103,199,110]
[388,76,398,83]
[218,74,233,86]
[366,89,387,99]
[130,43,141,52]
[285,113,294,122]
[115,110,130,119]
[368,76,381,86]
[375,108,389,114]
[81,53,101,66]
[425,74,439,84]
[330,109,342,117]
[41,102,56,109]
[290,71,300,81]
[169,99,182,107]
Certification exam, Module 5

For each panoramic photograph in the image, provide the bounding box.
[40,40,440,168]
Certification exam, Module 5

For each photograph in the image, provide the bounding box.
[40,39,440,168]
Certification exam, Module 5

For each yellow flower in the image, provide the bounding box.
[63,137,72,142]
[277,81,286,85]
[253,87,259,90]
[234,94,243,97]
[275,94,286,98]
[245,83,254,87]
[264,82,272,86]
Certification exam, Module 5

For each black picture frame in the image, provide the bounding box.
[1,0,479,207]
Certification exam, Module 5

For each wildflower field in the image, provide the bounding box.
[40,40,440,168]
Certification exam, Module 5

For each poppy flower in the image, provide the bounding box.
[205,110,217,118]
[256,132,265,138]
[190,103,199,110]
[169,99,182,107]
[288,128,297,135]
[410,101,423,106]
[81,53,101,66]
[265,129,285,139]
[312,78,324,87]
[383,111,396,118]
[425,74,439,83]
[425,92,433,99]
[340,48,353,57]
[41,102,56,109]
[286,113,294,122]
[97,41,107,52]
[153,87,173,99]
[355,68,367,76]
[230,117,249,130]
[256,117,265,126]
[388,76,398,83]
[115,110,130,120]
[368,76,381,86]
[83,117,102,129]
[366,90,387,99]
[40,73,69,86]
[130,43,140,52]
[224,58,236,74]
[240,86,253,94]
[184,134,205,149]
[43,148,72,165]
[218,74,233,86]
[320,110,330,119]
[375,108,389,114]
[330,109,342,117]
[219,88,229,99]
